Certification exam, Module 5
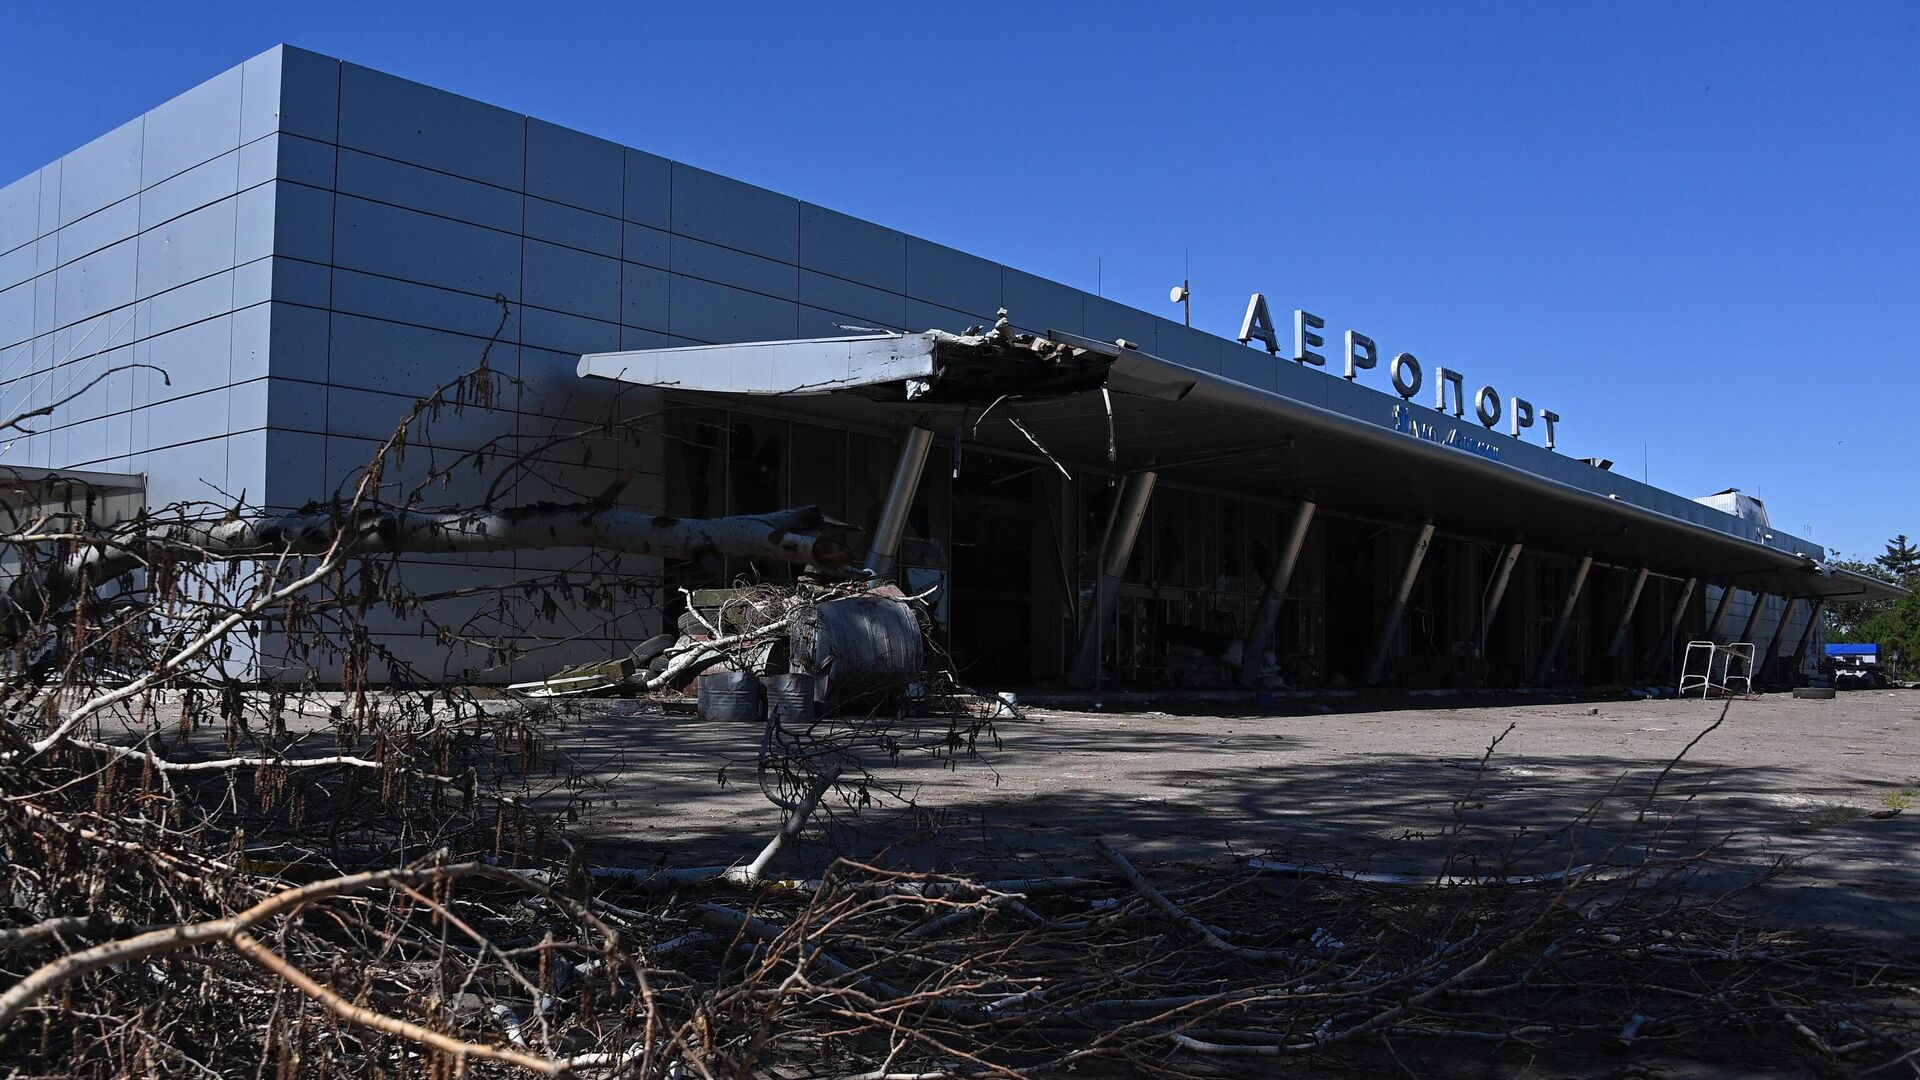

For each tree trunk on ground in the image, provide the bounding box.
[3,502,851,643]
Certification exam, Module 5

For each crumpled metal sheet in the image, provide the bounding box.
[790,594,923,710]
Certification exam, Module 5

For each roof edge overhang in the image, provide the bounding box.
[0,465,146,497]
[579,330,1880,602]
[1828,566,1913,603]
[1107,350,1849,592]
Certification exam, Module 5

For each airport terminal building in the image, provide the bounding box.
[0,45,1900,688]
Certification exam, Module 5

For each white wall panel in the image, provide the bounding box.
[527,119,622,217]
[59,118,143,227]
[54,238,138,328]
[56,195,138,265]
[338,63,525,191]
[136,197,236,298]
[0,172,39,255]
[140,150,240,231]
[333,196,521,298]
[141,65,241,187]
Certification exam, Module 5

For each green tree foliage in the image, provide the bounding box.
[1877,534,1919,579]
[1826,535,1920,678]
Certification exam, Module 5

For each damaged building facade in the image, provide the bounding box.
[1,46,1901,688]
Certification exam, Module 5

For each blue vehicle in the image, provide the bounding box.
[1825,643,1886,690]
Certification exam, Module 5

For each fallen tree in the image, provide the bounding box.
[5,734,1919,1078]
[0,499,851,647]
[15,350,1910,1077]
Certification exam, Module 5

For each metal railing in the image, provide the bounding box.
[1678,640,1754,699]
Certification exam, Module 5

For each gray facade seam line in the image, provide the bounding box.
[17,176,283,344]
[224,67,240,490]
[323,60,343,470]
[27,124,269,261]
[515,111,527,586]
[11,284,255,397]
[664,144,672,338]
[271,247,874,355]
[36,372,326,441]
[281,146,916,303]
[18,287,269,401]
[620,123,636,376]
[134,135,287,246]
[17,304,277,436]
[15,144,995,365]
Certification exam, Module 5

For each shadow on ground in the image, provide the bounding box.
[543,696,1920,948]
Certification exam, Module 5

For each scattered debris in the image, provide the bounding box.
[506,655,634,697]
[507,581,943,718]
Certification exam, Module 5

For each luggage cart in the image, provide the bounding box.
[1678,640,1754,699]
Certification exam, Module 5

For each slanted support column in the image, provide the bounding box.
[1656,577,1698,672]
[1476,542,1524,657]
[1363,520,1435,686]
[1789,598,1826,674]
[863,426,934,579]
[1238,499,1316,685]
[1068,471,1158,688]
[1758,597,1799,683]
[1704,585,1736,643]
[1532,555,1594,686]
[1605,567,1651,658]
[1735,591,1771,646]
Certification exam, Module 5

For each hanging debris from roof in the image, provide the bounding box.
[894,312,1120,404]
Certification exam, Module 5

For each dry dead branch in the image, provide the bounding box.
[2,348,1914,1078]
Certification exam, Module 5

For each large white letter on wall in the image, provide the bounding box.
[1239,293,1280,354]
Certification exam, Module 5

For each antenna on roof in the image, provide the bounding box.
[1168,249,1192,326]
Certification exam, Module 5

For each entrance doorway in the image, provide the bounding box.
[947,454,1044,685]
[1322,518,1380,683]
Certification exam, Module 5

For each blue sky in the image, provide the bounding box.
[5,2,1915,559]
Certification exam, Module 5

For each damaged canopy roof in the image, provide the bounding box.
[574,316,1187,406]
[577,323,1907,604]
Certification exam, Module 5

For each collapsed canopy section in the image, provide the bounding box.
[578,326,1906,605]
[573,321,1190,406]
[0,465,145,532]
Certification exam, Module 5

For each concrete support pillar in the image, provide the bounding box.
[1604,567,1651,658]
[1476,542,1524,657]
[1656,577,1698,672]
[863,426,933,579]
[1238,499,1316,685]
[1789,598,1826,674]
[1704,585,1736,643]
[1363,521,1435,686]
[1067,471,1158,688]
[1735,591,1771,646]
[1532,555,1594,686]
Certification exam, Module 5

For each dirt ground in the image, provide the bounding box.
[556,688,1920,948]
[81,686,1920,1076]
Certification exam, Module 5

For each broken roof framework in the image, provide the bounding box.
[577,322,1908,605]
[0,465,145,533]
